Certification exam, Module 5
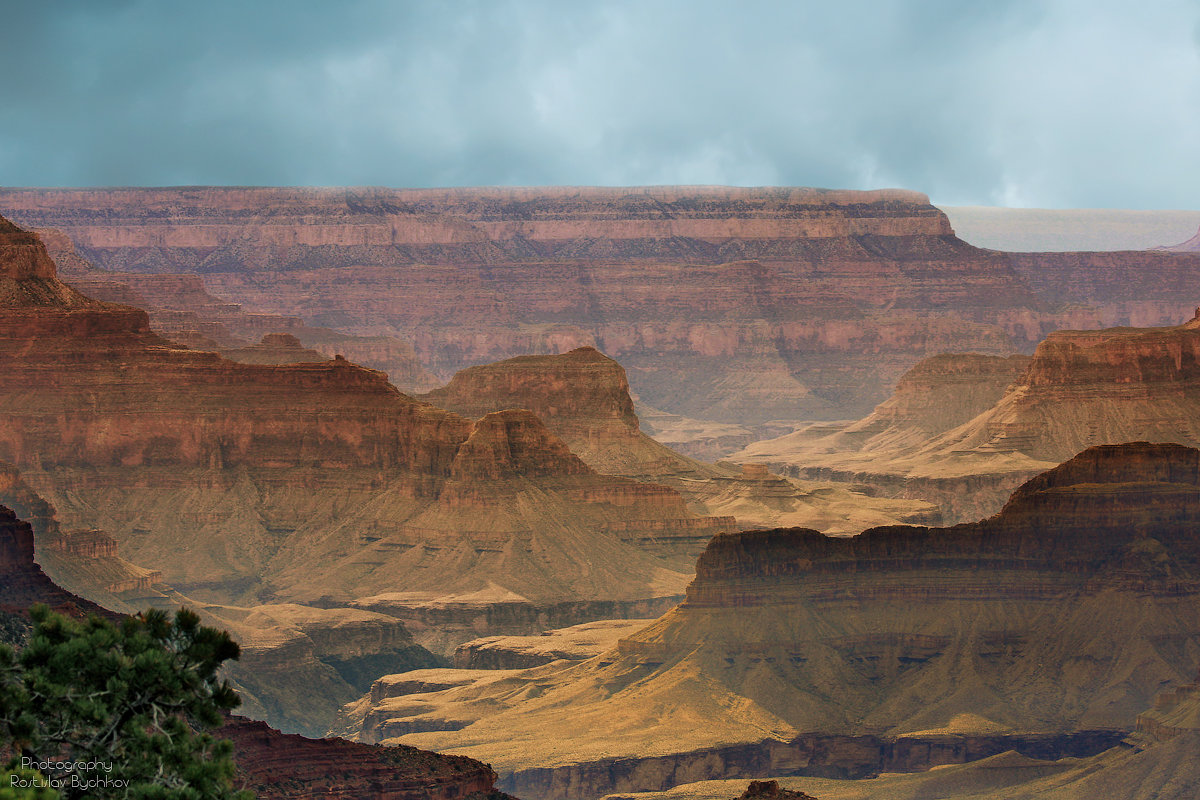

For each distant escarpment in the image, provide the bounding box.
[37,227,438,390]
[742,312,1200,521]
[3,185,1147,425]
[420,347,937,533]
[1157,223,1200,252]
[344,444,1200,798]
[0,214,729,625]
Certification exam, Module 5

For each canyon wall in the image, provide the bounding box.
[343,443,1200,797]
[419,347,938,533]
[0,214,729,616]
[741,312,1200,521]
[5,186,1166,424]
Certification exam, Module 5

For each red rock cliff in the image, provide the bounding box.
[0,215,725,607]
[0,186,1061,423]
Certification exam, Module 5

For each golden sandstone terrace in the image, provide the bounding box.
[4,187,1200,799]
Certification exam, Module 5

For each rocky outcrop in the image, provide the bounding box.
[733,780,819,800]
[220,716,511,800]
[344,444,1200,796]
[0,214,728,613]
[0,503,110,618]
[454,619,655,669]
[220,332,329,364]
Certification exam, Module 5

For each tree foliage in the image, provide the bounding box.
[0,605,251,799]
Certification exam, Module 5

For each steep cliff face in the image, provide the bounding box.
[38,227,438,390]
[0,186,1069,423]
[345,444,1200,793]
[0,503,110,617]
[220,717,511,800]
[742,313,1200,521]
[0,214,725,611]
[912,314,1200,470]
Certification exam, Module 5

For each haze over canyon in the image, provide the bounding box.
[3,186,1200,800]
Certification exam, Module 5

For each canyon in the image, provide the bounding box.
[9,186,1200,430]
[0,213,739,626]
[604,670,1200,800]
[336,442,1200,799]
[0,500,512,800]
[740,310,1200,520]
[419,346,937,533]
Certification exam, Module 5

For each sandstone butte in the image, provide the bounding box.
[337,443,1200,799]
[8,187,1200,429]
[0,213,736,639]
[419,346,937,534]
[0,502,513,800]
[601,672,1200,800]
[739,310,1200,521]
[1157,222,1200,252]
[36,226,440,390]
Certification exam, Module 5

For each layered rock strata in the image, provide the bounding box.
[420,347,937,532]
[606,670,1200,800]
[221,717,512,800]
[742,312,1200,521]
[453,619,656,670]
[0,215,725,619]
[341,444,1200,797]
[0,185,1115,424]
[38,227,438,389]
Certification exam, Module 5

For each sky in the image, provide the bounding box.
[0,0,1197,208]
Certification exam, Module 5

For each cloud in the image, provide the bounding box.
[0,0,1195,208]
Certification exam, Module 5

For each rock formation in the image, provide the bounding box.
[453,619,655,670]
[0,215,731,637]
[420,347,937,533]
[219,332,330,364]
[338,443,1200,798]
[0,498,511,800]
[3,185,1139,426]
[219,717,512,800]
[37,227,439,390]
[604,670,1200,800]
[742,312,1200,521]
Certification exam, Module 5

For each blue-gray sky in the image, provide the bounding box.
[1,0,1197,207]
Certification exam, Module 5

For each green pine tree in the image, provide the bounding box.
[0,605,251,799]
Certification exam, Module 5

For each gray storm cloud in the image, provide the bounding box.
[0,0,1196,208]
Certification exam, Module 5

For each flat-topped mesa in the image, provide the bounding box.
[692,442,1200,599]
[1,186,1054,424]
